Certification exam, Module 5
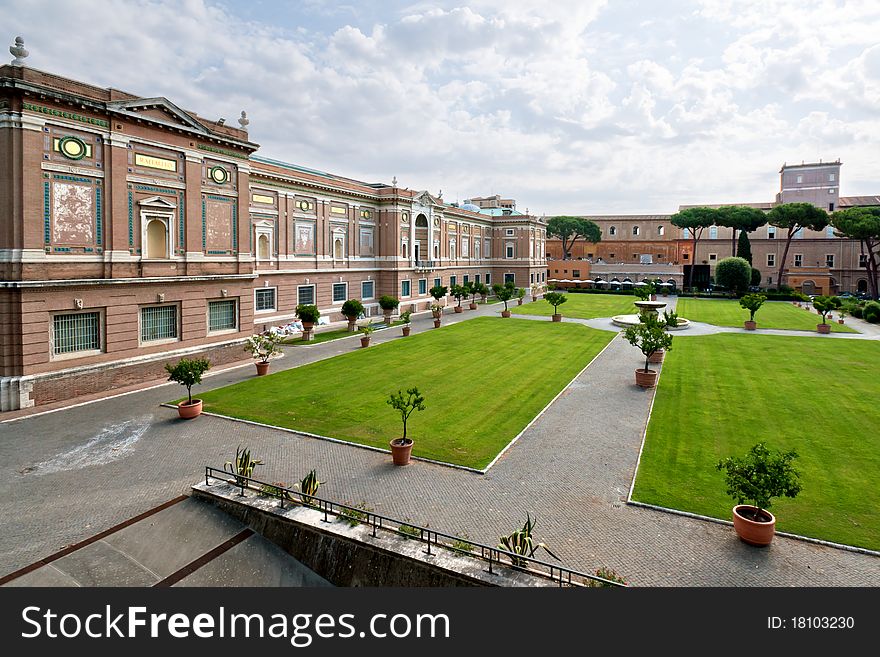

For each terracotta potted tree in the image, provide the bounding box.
[531,282,542,301]
[451,284,466,313]
[399,310,412,336]
[649,311,679,363]
[477,282,489,303]
[295,303,320,341]
[378,295,399,325]
[516,287,526,306]
[812,295,841,334]
[739,292,766,331]
[464,281,478,310]
[493,282,515,317]
[430,303,444,327]
[837,308,847,325]
[544,291,568,322]
[429,284,448,318]
[386,387,426,466]
[716,442,801,546]
[360,324,374,347]
[341,298,365,332]
[623,314,672,388]
[165,357,211,418]
[243,332,283,375]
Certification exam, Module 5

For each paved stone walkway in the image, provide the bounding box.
[2,299,878,586]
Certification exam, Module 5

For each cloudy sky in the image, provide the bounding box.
[4,0,880,214]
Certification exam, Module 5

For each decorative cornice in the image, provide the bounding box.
[200,143,249,160]
[22,101,109,127]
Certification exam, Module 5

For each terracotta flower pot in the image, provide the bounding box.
[255,361,270,376]
[517,298,523,305]
[552,314,562,322]
[647,349,664,364]
[469,302,478,310]
[732,505,776,546]
[177,399,203,419]
[838,319,845,324]
[454,306,463,313]
[501,310,511,318]
[390,438,414,466]
[817,323,831,334]
[402,326,411,336]
[634,368,658,388]
[650,294,657,301]
[301,321,315,331]
[744,320,757,330]
[433,319,441,328]
[361,336,371,347]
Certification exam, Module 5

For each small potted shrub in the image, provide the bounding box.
[530,282,542,301]
[360,324,374,347]
[429,285,448,317]
[243,332,283,375]
[516,287,526,306]
[450,284,466,313]
[493,282,515,317]
[166,357,211,418]
[498,514,559,568]
[295,303,320,341]
[430,303,444,327]
[739,293,766,331]
[379,295,399,324]
[812,295,841,334]
[386,387,426,466]
[399,310,412,336]
[649,312,679,363]
[837,308,847,325]
[623,314,672,388]
[716,442,801,546]
[476,282,489,303]
[544,291,568,322]
[341,298,365,332]
[224,445,262,491]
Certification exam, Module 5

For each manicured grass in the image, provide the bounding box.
[631,334,880,550]
[196,317,613,469]
[512,293,640,319]
[676,298,857,333]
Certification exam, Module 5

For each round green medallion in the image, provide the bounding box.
[210,166,229,184]
[59,136,87,160]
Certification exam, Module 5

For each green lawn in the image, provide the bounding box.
[631,334,880,550]
[195,317,613,469]
[676,298,857,333]
[512,293,639,319]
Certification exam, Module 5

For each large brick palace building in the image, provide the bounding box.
[0,58,548,411]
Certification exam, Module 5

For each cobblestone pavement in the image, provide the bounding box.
[2,300,878,586]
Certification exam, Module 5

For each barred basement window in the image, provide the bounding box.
[361,281,375,299]
[53,311,100,355]
[208,300,237,332]
[141,305,178,342]
[401,280,411,297]
[298,285,316,305]
[332,283,347,303]
[255,288,276,312]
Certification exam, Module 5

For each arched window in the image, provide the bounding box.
[416,214,428,228]
[632,226,639,236]
[609,226,617,236]
[658,225,665,236]
[334,238,344,259]
[146,219,168,259]
[258,234,270,260]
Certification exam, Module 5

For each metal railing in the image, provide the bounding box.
[204,466,625,587]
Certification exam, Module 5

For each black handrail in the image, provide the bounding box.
[204,466,625,587]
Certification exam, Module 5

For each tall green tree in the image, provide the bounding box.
[832,206,880,299]
[714,257,751,295]
[716,205,767,257]
[670,207,717,290]
[737,228,753,264]
[767,203,829,291]
[546,216,601,260]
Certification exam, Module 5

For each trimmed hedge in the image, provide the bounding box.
[864,301,880,323]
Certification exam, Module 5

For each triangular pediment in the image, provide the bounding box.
[413,191,440,207]
[107,97,208,133]
[138,195,178,209]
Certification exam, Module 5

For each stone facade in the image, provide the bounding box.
[0,64,547,410]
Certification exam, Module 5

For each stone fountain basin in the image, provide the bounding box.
[633,301,668,311]
[611,314,691,330]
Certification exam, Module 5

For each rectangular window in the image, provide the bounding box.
[485,273,491,285]
[767,254,775,267]
[332,283,347,303]
[505,229,515,236]
[140,305,178,342]
[794,254,803,267]
[860,254,868,267]
[433,277,441,289]
[828,188,836,194]
[461,237,469,258]
[709,226,718,239]
[768,226,776,239]
[475,274,481,285]
[401,280,411,297]
[298,285,316,306]
[208,299,237,332]
[682,228,690,239]
[829,173,836,182]
[796,174,803,183]
[53,311,101,355]
[504,273,515,284]
[829,203,835,212]
[573,270,581,278]
[450,275,457,287]
[541,273,545,282]
[254,288,276,312]
[418,279,427,295]
[463,275,469,285]
[505,244,514,258]
[826,226,835,238]
[826,254,834,268]
[530,273,535,283]
[709,253,717,261]
[361,280,375,299]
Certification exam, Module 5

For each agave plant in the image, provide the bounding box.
[498,514,560,568]
[296,469,324,504]
[224,446,262,488]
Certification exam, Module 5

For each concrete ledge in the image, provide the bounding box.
[191,482,574,587]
